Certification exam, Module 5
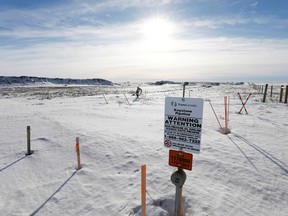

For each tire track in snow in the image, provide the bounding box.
[231,132,288,175]
[227,135,258,171]
[250,114,288,129]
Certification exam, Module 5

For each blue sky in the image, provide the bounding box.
[0,0,287,82]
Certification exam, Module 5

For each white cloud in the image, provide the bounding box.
[251,1,258,7]
[0,0,287,81]
[182,15,284,30]
[1,35,287,81]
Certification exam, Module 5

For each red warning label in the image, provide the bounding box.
[169,150,193,171]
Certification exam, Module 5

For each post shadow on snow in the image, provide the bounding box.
[232,132,288,175]
[30,170,78,216]
[0,155,27,172]
[131,197,190,216]
[227,136,258,171]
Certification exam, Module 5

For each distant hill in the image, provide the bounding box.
[149,80,181,85]
[0,76,113,86]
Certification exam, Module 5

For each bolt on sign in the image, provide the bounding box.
[169,150,193,171]
[164,97,204,154]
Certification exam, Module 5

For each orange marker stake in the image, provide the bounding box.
[75,137,81,170]
[141,164,146,216]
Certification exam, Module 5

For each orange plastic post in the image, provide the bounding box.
[208,100,223,129]
[228,96,230,122]
[75,137,81,170]
[141,165,146,216]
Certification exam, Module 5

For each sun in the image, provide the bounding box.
[140,17,176,50]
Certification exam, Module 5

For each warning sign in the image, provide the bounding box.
[169,150,193,170]
[164,97,204,154]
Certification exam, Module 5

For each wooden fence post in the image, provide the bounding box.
[270,85,273,97]
[279,85,284,103]
[262,84,268,102]
[285,85,288,104]
[26,126,32,155]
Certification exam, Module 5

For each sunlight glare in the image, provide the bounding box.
[140,17,176,50]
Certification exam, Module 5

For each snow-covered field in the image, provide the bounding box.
[0,83,287,216]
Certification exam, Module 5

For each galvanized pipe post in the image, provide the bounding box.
[171,169,186,216]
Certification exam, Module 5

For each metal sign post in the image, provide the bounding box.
[165,84,204,216]
[171,169,187,216]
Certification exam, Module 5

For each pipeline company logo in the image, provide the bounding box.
[171,101,177,107]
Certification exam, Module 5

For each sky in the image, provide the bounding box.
[0,0,288,82]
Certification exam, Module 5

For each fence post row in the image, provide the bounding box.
[259,84,288,103]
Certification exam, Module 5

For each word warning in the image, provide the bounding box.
[164,97,204,154]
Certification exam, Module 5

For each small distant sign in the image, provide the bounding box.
[169,150,193,171]
[164,97,204,154]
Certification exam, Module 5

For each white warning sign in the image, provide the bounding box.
[164,97,204,154]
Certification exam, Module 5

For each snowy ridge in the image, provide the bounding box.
[0,76,113,86]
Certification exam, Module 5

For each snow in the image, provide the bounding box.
[0,82,287,216]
